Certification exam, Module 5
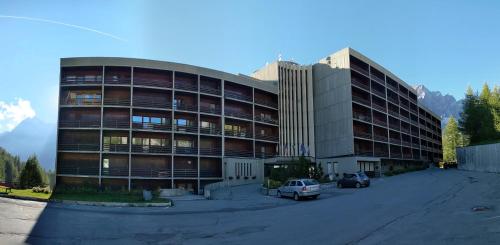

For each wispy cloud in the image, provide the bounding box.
[0,98,36,133]
[0,15,126,41]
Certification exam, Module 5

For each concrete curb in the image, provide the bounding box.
[50,199,173,207]
[0,193,49,202]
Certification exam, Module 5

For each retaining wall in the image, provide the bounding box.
[457,142,500,173]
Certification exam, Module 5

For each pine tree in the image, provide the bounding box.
[19,155,44,189]
[443,116,460,162]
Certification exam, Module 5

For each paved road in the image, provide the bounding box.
[1,169,500,244]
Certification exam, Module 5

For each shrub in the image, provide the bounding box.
[262,179,282,189]
[20,155,44,189]
[32,186,51,194]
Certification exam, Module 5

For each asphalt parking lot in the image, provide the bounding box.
[1,168,500,244]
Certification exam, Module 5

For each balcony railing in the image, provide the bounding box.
[354,131,372,139]
[225,110,253,120]
[350,63,369,76]
[59,120,100,128]
[133,122,172,131]
[389,123,400,131]
[372,103,387,112]
[390,152,402,158]
[412,143,420,148]
[199,147,222,156]
[372,88,386,98]
[199,85,221,95]
[389,138,401,145]
[373,134,388,142]
[224,91,252,102]
[224,149,254,157]
[173,146,197,155]
[61,76,102,85]
[373,117,387,127]
[401,126,410,134]
[355,150,373,157]
[352,79,370,91]
[410,118,419,126]
[131,145,171,154]
[256,152,278,159]
[402,141,411,147]
[352,95,371,106]
[254,98,278,109]
[225,129,253,138]
[255,134,279,142]
[175,104,198,112]
[175,82,198,92]
[102,144,129,152]
[200,105,221,114]
[101,167,129,176]
[371,75,385,86]
[133,97,171,109]
[61,98,101,106]
[103,98,130,106]
[173,169,198,177]
[387,83,398,92]
[57,166,99,175]
[131,168,171,178]
[387,96,398,105]
[199,127,222,135]
[199,170,222,178]
[254,115,278,124]
[353,112,371,123]
[134,78,172,88]
[388,109,399,117]
[103,120,130,129]
[104,77,131,85]
[374,151,389,157]
[59,144,100,151]
[174,124,198,133]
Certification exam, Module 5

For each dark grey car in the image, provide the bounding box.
[337,172,370,188]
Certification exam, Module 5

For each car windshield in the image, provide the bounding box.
[303,179,319,186]
[358,172,368,178]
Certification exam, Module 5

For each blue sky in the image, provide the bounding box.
[1,0,499,130]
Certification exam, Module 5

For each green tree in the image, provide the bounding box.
[443,116,460,162]
[4,159,16,184]
[19,155,44,188]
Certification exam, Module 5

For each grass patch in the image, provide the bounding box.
[384,166,427,176]
[0,186,52,200]
[51,191,169,203]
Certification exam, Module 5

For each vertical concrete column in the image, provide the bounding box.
[99,66,105,187]
[221,80,225,179]
[128,67,133,191]
[306,67,315,157]
[197,74,201,194]
[171,72,175,189]
[252,87,256,158]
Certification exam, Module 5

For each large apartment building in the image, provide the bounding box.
[56,48,442,193]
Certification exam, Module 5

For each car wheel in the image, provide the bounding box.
[294,192,300,201]
[277,190,282,198]
[337,183,342,188]
[355,182,361,188]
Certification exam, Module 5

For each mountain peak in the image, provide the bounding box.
[413,84,463,126]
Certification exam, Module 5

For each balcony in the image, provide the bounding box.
[224,90,253,102]
[224,149,254,157]
[200,105,221,115]
[133,96,171,109]
[352,95,371,107]
[373,134,388,142]
[372,117,387,127]
[175,103,198,112]
[59,144,100,152]
[372,87,385,98]
[256,152,278,159]
[103,120,130,129]
[354,131,372,140]
[175,82,198,92]
[374,151,389,157]
[199,147,222,156]
[61,97,101,106]
[173,169,198,178]
[199,170,222,178]
[103,144,129,153]
[134,77,172,88]
[133,121,172,131]
[172,123,197,133]
[389,137,401,145]
[104,77,131,85]
[101,167,129,176]
[61,75,102,85]
[352,77,370,91]
[57,166,99,175]
[350,56,369,76]
[225,110,253,120]
[225,129,253,139]
[173,146,197,155]
[199,85,221,96]
[254,115,278,125]
[352,111,371,123]
[131,145,171,154]
[59,120,100,128]
[131,168,171,178]
[402,140,411,147]
[254,98,278,109]
[386,80,398,92]
[200,127,221,135]
[103,98,130,106]
[255,134,279,142]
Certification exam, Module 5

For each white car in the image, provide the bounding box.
[277,179,320,201]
